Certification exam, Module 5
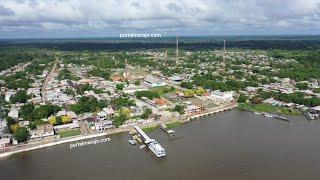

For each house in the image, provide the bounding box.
[96,107,115,121]
[0,119,7,135]
[123,84,149,94]
[30,124,54,139]
[152,98,168,107]
[54,122,80,131]
[8,106,19,119]
[0,138,10,148]
[158,111,179,121]
[144,76,166,87]
[210,91,234,102]
[185,105,205,114]
[57,110,78,122]
[95,120,114,132]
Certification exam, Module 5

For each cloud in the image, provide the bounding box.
[0,4,14,16]
[0,0,320,38]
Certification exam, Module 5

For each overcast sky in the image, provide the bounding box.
[1,0,320,38]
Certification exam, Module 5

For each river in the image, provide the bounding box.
[1,110,320,180]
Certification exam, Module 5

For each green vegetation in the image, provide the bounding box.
[151,86,175,95]
[28,120,47,130]
[140,108,152,119]
[89,68,110,80]
[70,96,108,114]
[296,82,308,90]
[166,121,183,129]
[238,103,301,116]
[20,103,61,121]
[76,83,93,95]
[135,90,160,99]
[258,91,320,107]
[10,90,30,103]
[116,83,124,91]
[142,125,158,132]
[58,129,81,138]
[113,108,131,127]
[58,67,79,81]
[173,105,185,115]
[237,94,248,103]
[1,72,33,90]
[13,127,29,143]
[111,97,135,110]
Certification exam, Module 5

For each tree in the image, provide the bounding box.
[173,105,185,115]
[183,89,195,98]
[135,90,160,99]
[195,87,206,96]
[10,90,30,103]
[140,108,152,119]
[13,127,29,143]
[113,108,131,127]
[296,82,308,90]
[116,83,124,91]
[238,94,248,103]
[134,80,140,86]
[61,116,71,124]
[250,96,262,104]
[10,123,19,133]
[6,117,15,133]
[56,116,63,125]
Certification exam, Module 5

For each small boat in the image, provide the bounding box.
[139,144,146,150]
[305,112,316,120]
[263,113,274,118]
[128,139,136,145]
[254,112,261,115]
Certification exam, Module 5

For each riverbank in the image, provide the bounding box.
[0,132,110,159]
[238,102,301,116]
[0,102,238,159]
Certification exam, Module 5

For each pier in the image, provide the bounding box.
[134,126,166,158]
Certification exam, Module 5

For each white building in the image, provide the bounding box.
[95,120,113,132]
[8,106,19,119]
[0,138,10,148]
[144,76,166,87]
[210,91,234,102]
[54,122,80,131]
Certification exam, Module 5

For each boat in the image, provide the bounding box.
[139,144,146,149]
[128,139,136,145]
[263,113,274,118]
[254,112,261,115]
[305,112,316,120]
[148,141,166,158]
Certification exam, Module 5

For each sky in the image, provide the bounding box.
[0,0,320,38]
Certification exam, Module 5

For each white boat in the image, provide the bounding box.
[128,139,136,145]
[148,141,166,157]
[139,144,146,149]
[263,113,274,118]
[254,112,261,115]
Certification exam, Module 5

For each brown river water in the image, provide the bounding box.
[0,110,320,180]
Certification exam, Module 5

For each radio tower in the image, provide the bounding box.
[223,39,226,61]
[176,36,179,64]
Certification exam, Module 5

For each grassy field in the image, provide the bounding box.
[142,126,158,133]
[239,103,301,115]
[166,121,183,129]
[58,129,82,138]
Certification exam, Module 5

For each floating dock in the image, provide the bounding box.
[134,126,166,158]
[160,124,175,135]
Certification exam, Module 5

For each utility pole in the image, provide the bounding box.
[223,39,226,61]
